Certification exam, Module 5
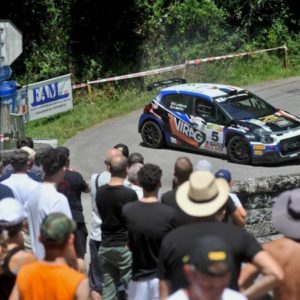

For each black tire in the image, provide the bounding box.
[141,121,164,148]
[227,136,251,164]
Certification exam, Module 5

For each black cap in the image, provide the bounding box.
[183,236,232,276]
[113,143,129,158]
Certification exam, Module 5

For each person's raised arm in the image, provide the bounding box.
[240,250,283,300]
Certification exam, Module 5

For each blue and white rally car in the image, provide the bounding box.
[138,78,300,164]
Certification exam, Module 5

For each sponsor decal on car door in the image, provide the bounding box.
[201,121,225,153]
[169,114,206,148]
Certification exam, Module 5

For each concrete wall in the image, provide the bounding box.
[233,173,300,243]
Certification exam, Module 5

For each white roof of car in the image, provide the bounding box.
[161,83,244,98]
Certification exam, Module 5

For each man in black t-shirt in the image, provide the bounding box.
[96,155,138,300]
[158,170,283,300]
[57,147,90,259]
[123,164,177,300]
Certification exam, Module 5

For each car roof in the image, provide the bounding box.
[160,83,245,99]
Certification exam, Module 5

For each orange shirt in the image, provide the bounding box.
[17,261,85,300]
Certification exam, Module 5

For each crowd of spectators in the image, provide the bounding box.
[0,137,299,300]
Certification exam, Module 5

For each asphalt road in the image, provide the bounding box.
[66,76,300,189]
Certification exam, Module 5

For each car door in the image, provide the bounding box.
[161,93,206,149]
[192,97,228,154]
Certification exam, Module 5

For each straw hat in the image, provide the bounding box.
[176,171,229,217]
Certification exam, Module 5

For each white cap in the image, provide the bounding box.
[194,159,213,172]
[0,198,25,226]
[20,146,36,160]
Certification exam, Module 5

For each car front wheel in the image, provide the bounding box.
[227,136,251,164]
[141,121,164,148]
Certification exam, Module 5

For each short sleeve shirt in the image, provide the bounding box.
[158,220,262,293]
[123,201,177,280]
[57,170,89,222]
[96,184,138,247]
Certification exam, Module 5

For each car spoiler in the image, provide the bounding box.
[147,78,187,91]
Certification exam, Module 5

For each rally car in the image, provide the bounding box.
[138,78,300,164]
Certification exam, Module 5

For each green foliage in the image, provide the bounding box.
[79,58,104,82]
[21,0,71,84]
[138,0,236,67]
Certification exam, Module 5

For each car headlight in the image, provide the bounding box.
[259,135,274,144]
[253,128,274,144]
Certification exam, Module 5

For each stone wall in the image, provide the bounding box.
[0,142,52,166]
[232,173,300,243]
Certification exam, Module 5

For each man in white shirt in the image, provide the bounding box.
[2,149,40,206]
[215,169,247,226]
[2,149,41,251]
[26,148,72,260]
[126,163,143,200]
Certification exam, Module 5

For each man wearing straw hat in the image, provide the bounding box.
[239,189,300,300]
[158,170,283,300]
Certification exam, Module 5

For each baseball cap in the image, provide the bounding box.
[215,169,232,183]
[183,236,233,276]
[194,159,212,172]
[40,213,76,245]
[0,198,25,227]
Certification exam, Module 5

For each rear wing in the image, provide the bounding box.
[147,78,186,91]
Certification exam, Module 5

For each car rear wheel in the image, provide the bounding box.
[227,136,251,164]
[141,121,164,148]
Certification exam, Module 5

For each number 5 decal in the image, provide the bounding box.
[212,131,219,142]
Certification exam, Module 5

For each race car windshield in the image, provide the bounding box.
[215,92,276,119]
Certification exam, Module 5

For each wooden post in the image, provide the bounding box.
[182,60,188,80]
[284,45,288,69]
[87,83,92,95]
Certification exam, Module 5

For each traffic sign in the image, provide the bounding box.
[0,20,22,66]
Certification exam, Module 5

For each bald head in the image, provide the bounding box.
[105,148,122,167]
[174,156,193,186]
[109,155,128,178]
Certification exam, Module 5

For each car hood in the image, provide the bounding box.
[237,110,300,133]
